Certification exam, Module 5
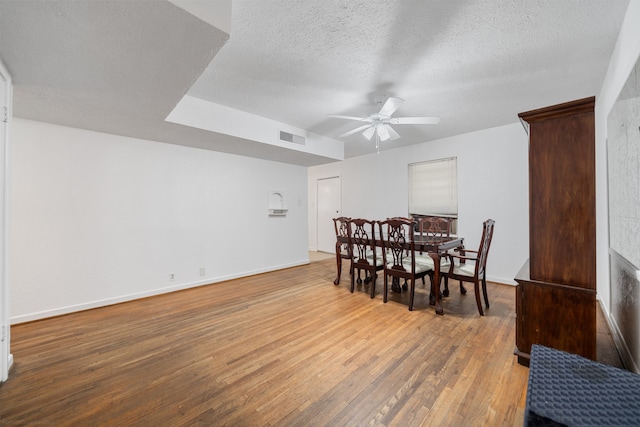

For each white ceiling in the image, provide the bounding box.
[0,0,631,165]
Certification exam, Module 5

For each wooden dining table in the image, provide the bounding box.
[336,233,464,315]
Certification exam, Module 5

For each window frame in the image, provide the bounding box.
[408,156,458,219]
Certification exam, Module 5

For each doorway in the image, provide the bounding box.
[316,176,341,253]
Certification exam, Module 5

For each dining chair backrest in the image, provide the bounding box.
[347,218,378,266]
[333,216,351,256]
[332,217,352,286]
[475,219,495,277]
[347,218,383,297]
[418,216,452,241]
[388,216,413,221]
[378,217,418,275]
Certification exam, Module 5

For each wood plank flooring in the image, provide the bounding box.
[0,257,621,426]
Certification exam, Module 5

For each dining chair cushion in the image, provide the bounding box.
[450,261,476,277]
[415,254,451,269]
[414,254,435,270]
[386,260,432,275]
[365,252,384,264]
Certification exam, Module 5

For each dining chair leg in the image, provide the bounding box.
[459,281,467,295]
[408,278,416,311]
[383,274,389,303]
[370,272,377,299]
[482,275,490,309]
[473,279,484,316]
[442,276,450,297]
[334,252,342,285]
[350,270,356,293]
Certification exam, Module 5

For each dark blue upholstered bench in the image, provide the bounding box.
[525,344,640,426]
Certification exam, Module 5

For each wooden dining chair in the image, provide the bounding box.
[378,217,434,311]
[416,216,452,292]
[332,217,352,285]
[346,218,383,298]
[444,219,495,315]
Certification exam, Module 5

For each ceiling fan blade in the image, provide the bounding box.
[378,97,404,116]
[327,114,369,122]
[339,124,372,138]
[362,125,376,140]
[386,125,401,140]
[390,116,440,125]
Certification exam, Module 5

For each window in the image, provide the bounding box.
[408,157,458,218]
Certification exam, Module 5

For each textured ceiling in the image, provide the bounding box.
[0,0,631,164]
[190,0,630,158]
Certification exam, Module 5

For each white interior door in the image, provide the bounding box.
[317,177,341,253]
[0,59,10,382]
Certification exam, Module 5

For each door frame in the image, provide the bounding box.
[316,176,341,253]
[0,58,12,382]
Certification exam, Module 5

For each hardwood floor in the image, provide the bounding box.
[0,258,620,426]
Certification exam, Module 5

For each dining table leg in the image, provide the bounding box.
[333,242,342,285]
[429,252,444,315]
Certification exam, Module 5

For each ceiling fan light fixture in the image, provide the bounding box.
[377,124,390,141]
[362,126,375,140]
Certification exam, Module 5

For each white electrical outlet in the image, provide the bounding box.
[199,267,206,276]
[169,273,175,281]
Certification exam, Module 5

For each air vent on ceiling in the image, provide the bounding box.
[279,130,305,145]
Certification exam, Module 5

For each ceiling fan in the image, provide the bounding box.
[328,94,440,143]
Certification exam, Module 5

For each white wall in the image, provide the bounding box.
[593,0,640,371]
[596,0,640,312]
[309,122,529,285]
[10,118,309,323]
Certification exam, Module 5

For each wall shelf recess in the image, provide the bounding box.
[268,190,288,216]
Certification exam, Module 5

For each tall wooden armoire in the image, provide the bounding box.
[514,97,596,366]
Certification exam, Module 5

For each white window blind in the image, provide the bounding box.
[408,157,458,217]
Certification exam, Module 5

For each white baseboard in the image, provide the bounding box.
[10,259,309,324]
[600,299,639,373]
[487,275,516,286]
[1,353,13,382]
